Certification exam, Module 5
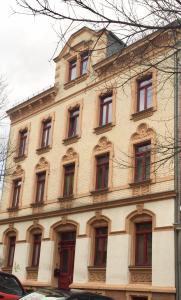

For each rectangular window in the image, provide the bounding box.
[80,52,89,76]
[12,179,22,208]
[35,172,46,203]
[69,59,77,81]
[63,164,75,197]
[18,129,27,156]
[41,119,51,148]
[99,94,112,126]
[7,236,16,267]
[94,227,108,267]
[32,233,42,267]
[137,76,152,112]
[96,154,109,190]
[135,222,152,266]
[135,142,151,183]
[68,108,80,138]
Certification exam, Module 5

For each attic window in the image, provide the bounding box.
[67,51,89,83]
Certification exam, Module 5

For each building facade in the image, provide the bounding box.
[0,27,176,300]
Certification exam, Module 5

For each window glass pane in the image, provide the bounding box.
[64,165,74,196]
[12,180,21,208]
[136,223,152,231]
[61,232,76,241]
[19,130,27,156]
[104,165,109,188]
[147,233,152,265]
[139,77,152,88]
[33,245,39,266]
[68,108,79,137]
[137,144,151,153]
[97,166,103,189]
[81,59,88,75]
[102,95,112,104]
[145,154,151,180]
[135,157,143,181]
[108,102,112,123]
[36,173,45,203]
[136,234,144,265]
[102,105,107,126]
[70,61,77,80]
[147,86,152,108]
[138,89,145,111]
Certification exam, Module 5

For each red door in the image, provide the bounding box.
[59,232,76,289]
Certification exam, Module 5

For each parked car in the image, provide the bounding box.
[19,288,113,300]
[0,271,26,300]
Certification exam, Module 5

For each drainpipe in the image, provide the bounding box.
[174,44,181,300]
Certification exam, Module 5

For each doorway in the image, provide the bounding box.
[58,231,76,289]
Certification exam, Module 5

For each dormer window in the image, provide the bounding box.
[69,59,77,81]
[67,51,89,83]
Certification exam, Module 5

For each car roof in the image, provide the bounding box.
[30,288,112,299]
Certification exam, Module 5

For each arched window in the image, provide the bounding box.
[3,231,17,269]
[126,209,154,284]
[29,229,42,268]
[88,217,109,268]
[94,226,108,267]
[135,221,152,266]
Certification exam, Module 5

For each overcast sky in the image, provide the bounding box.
[0,1,59,108]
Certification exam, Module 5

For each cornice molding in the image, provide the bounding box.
[0,190,175,225]
[7,86,57,122]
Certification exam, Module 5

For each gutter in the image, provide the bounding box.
[174,44,181,300]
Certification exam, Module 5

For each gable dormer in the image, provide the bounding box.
[54,27,124,93]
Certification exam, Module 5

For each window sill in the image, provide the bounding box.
[58,194,74,201]
[90,188,109,195]
[36,145,51,154]
[26,266,39,272]
[131,107,155,121]
[88,266,106,271]
[30,202,44,208]
[7,207,19,212]
[129,179,152,188]
[14,154,27,162]
[129,265,152,270]
[63,135,80,145]
[64,73,88,89]
[1,267,12,274]
[94,123,114,135]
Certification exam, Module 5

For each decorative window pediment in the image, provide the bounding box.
[62,147,78,162]
[35,157,49,171]
[131,123,155,142]
[93,136,112,153]
[12,165,24,178]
